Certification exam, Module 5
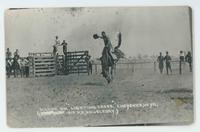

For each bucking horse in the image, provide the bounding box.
[93,31,125,83]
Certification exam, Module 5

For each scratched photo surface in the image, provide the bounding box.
[5,7,193,127]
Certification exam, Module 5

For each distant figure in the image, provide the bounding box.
[6,48,12,60]
[164,51,172,75]
[14,49,19,58]
[179,50,185,74]
[185,51,192,72]
[157,52,164,74]
[53,36,60,56]
[180,51,185,62]
[61,40,68,55]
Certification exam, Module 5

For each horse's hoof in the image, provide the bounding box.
[107,78,112,84]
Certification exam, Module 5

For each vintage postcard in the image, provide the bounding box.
[5,6,193,127]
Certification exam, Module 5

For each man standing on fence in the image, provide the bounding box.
[53,36,61,56]
[61,40,68,56]
[157,52,164,74]
[53,36,61,75]
[185,51,192,72]
[164,51,172,75]
[61,40,68,74]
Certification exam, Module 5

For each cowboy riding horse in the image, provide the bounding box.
[93,31,124,83]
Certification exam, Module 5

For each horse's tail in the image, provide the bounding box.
[114,32,122,49]
[113,32,125,60]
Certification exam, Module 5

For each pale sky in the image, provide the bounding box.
[5,6,192,58]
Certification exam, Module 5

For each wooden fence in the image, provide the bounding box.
[28,51,90,77]
[29,52,56,77]
[92,60,187,74]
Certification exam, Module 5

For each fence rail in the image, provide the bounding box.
[92,60,190,74]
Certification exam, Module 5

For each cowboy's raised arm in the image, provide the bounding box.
[93,34,103,39]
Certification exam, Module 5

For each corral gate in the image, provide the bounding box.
[65,51,89,74]
[29,52,56,77]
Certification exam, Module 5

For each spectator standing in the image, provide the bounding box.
[185,51,192,72]
[157,52,164,74]
[164,51,172,75]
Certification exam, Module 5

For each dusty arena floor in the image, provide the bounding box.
[6,67,193,127]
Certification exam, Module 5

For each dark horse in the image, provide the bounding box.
[93,31,124,83]
[6,58,12,78]
[11,55,22,77]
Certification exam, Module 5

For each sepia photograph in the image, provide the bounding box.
[5,6,193,127]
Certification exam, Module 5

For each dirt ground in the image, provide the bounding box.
[6,65,193,127]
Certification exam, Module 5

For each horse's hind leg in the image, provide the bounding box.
[104,67,111,84]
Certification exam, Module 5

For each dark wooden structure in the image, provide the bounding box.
[65,51,90,75]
